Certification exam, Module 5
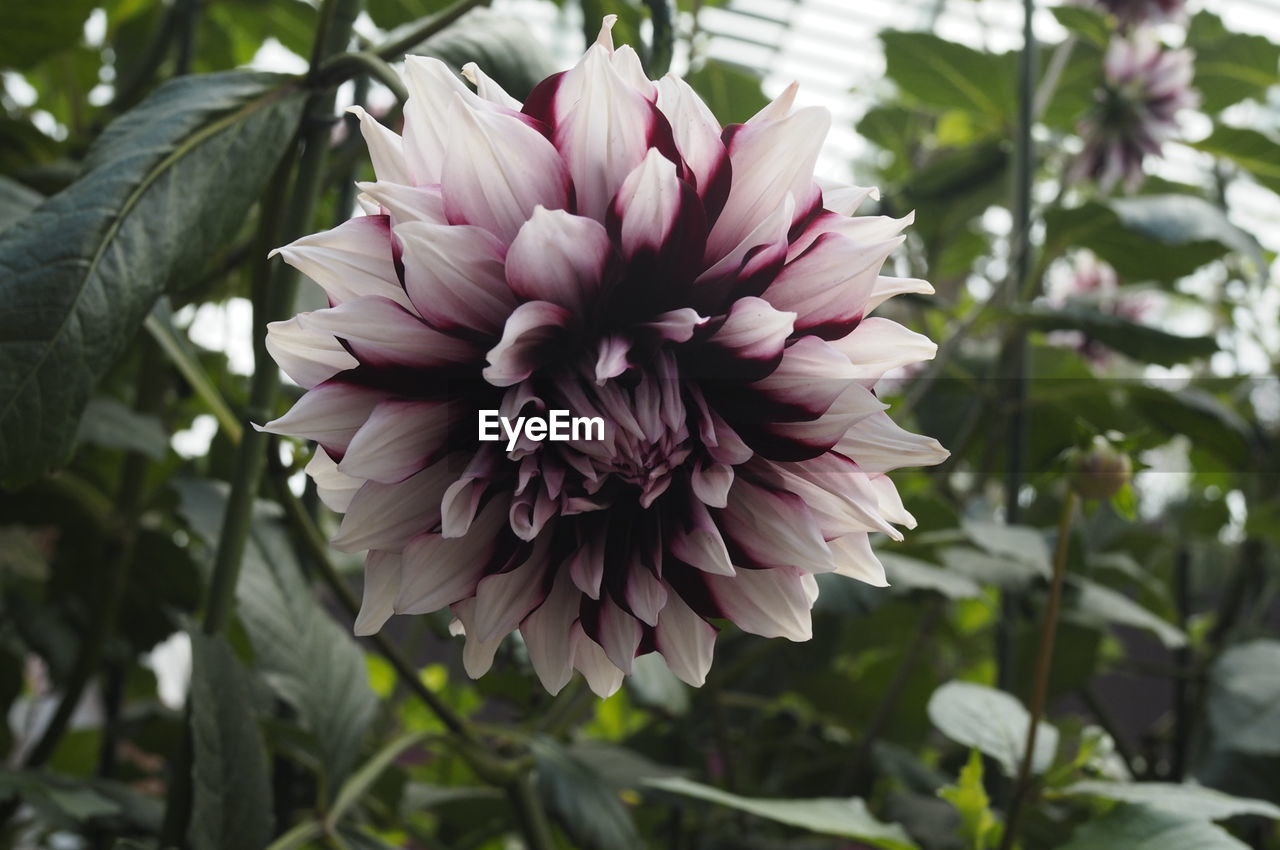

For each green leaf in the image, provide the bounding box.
[187,629,274,850]
[1043,196,1262,284]
[531,735,643,850]
[0,770,120,823]
[644,775,918,849]
[1056,805,1250,850]
[881,31,1016,119]
[0,176,43,234]
[686,58,771,126]
[1017,303,1217,366]
[1127,385,1254,469]
[391,8,557,100]
[927,681,1059,776]
[1068,578,1187,649]
[0,72,305,487]
[1050,7,1110,47]
[1187,12,1280,113]
[0,0,97,70]
[880,552,983,600]
[1209,640,1280,756]
[1063,780,1280,821]
[961,520,1052,575]
[1192,126,1280,196]
[628,653,690,715]
[74,397,169,460]
[939,751,999,850]
[366,0,457,30]
[940,547,1046,589]
[177,480,378,789]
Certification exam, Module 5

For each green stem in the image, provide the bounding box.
[643,0,676,77]
[174,0,202,75]
[373,0,490,61]
[1000,489,1076,850]
[316,52,408,102]
[145,307,244,445]
[161,1,363,843]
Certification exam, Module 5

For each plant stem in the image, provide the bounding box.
[161,2,362,843]
[995,0,1037,736]
[174,0,202,75]
[316,52,408,103]
[643,0,676,77]
[373,0,490,61]
[1000,489,1076,850]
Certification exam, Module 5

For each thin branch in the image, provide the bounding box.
[1000,490,1077,850]
[373,0,490,62]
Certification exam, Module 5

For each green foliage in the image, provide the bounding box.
[645,775,919,849]
[1208,640,1280,757]
[881,31,1017,120]
[1188,11,1280,113]
[1192,126,1280,196]
[0,0,97,71]
[938,751,999,850]
[1055,805,1252,850]
[408,9,559,99]
[188,629,274,850]
[927,682,1059,776]
[687,59,771,125]
[0,73,305,487]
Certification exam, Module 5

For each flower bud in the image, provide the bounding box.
[1069,437,1133,501]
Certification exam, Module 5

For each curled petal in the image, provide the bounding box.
[520,568,581,694]
[669,497,735,575]
[612,148,683,260]
[345,106,411,185]
[256,382,387,457]
[357,181,447,227]
[656,591,717,687]
[265,316,358,389]
[441,94,570,243]
[572,621,625,697]
[331,459,458,552]
[705,107,830,262]
[836,411,950,474]
[597,595,643,673]
[397,221,513,335]
[827,317,938,387]
[339,399,456,484]
[506,207,613,313]
[396,499,509,614]
[829,533,888,586]
[483,300,574,387]
[718,477,832,571]
[764,234,902,338]
[299,296,481,370]
[705,567,813,641]
[305,448,363,513]
[461,62,522,110]
[655,75,727,203]
[471,539,551,642]
[354,550,401,636]
[271,216,412,311]
[867,275,934,314]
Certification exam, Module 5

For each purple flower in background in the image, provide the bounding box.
[1075,32,1198,193]
[1092,0,1186,28]
[260,18,947,697]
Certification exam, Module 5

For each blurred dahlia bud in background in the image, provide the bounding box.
[1074,32,1198,193]
[259,17,948,697]
[1092,0,1187,28]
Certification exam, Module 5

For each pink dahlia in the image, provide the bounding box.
[261,18,948,697]
[1075,33,1198,193]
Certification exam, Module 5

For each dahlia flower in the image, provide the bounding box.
[1075,33,1197,192]
[261,18,948,697]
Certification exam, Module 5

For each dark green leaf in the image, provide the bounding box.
[0,73,305,487]
[1127,385,1254,469]
[187,630,274,850]
[686,58,770,125]
[1208,640,1280,756]
[940,547,1045,589]
[74,397,169,460]
[366,0,457,31]
[1043,196,1262,283]
[0,176,43,234]
[1063,780,1280,820]
[1056,805,1250,850]
[531,735,642,850]
[927,682,1058,776]
[643,776,918,849]
[961,520,1052,574]
[393,8,557,100]
[1017,303,1218,366]
[0,0,97,70]
[177,480,378,790]
[0,770,120,823]
[881,31,1016,118]
[1192,126,1280,195]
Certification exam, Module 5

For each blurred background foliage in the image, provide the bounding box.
[1,0,1279,848]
